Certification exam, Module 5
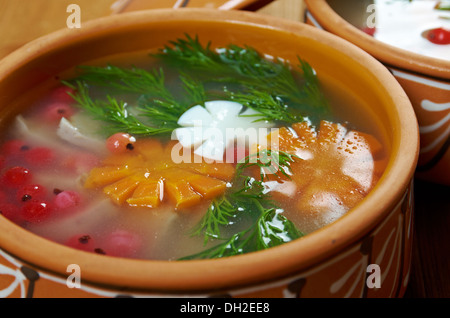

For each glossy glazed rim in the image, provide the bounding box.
[304,0,450,80]
[0,9,419,294]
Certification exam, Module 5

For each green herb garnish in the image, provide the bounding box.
[66,80,181,136]
[66,34,329,136]
[155,35,329,122]
[179,150,304,260]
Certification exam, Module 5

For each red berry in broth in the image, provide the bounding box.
[103,230,142,258]
[2,166,32,187]
[53,190,81,210]
[49,86,75,104]
[106,133,136,153]
[0,155,5,170]
[0,203,21,224]
[42,102,75,122]
[65,234,96,252]
[1,139,30,156]
[24,147,55,167]
[426,27,450,45]
[21,199,53,223]
[16,184,47,202]
[0,190,8,202]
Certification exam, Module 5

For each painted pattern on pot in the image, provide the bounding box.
[389,69,449,185]
[305,10,450,186]
[0,183,413,298]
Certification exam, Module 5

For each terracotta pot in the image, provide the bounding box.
[0,8,418,298]
[304,0,450,186]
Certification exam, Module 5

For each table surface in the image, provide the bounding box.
[0,0,449,298]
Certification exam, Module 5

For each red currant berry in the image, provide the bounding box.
[2,166,32,187]
[21,199,53,223]
[49,86,76,104]
[65,234,96,252]
[106,133,136,153]
[102,229,142,258]
[0,203,21,224]
[0,190,8,202]
[0,155,5,170]
[426,27,450,45]
[16,184,47,202]
[42,102,75,122]
[1,139,30,156]
[53,190,81,210]
[24,147,55,167]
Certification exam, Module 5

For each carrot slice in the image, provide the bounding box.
[103,176,140,205]
[351,131,384,157]
[84,139,235,210]
[188,174,228,199]
[256,120,386,219]
[292,121,317,146]
[84,166,131,188]
[127,180,162,208]
[317,120,347,145]
[165,180,202,209]
[273,127,298,152]
[190,163,235,182]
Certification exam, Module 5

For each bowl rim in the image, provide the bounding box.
[304,0,450,80]
[0,8,419,294]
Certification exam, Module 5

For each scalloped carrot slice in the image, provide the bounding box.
[84,166,131,188]
[165,180,202,209]
[257,120,387,220]
[351,131,384,157]
[104,176,140,205]
[190,163,235,182]
[317,120,347,145]
[85,138,237,210]
[274,127,298,151]
[292,121,317,146]
[127,180,162,208]
[188,174,228,199]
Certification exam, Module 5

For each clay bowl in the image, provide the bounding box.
[0,8,418,298]
[305,0,450,186]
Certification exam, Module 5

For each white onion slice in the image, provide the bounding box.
[57,117,106,153]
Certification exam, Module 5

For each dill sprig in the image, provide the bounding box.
[154,35,295,88]
[229,89,303,124]
[67,81,176,136]
[154,34,230,74]
[65,68,210,136]
[76,65,175,98]
[180,201,303,260]
[155,34,330,121]
[236,149,299,181]
[66,34,329,137]
[180,150,303,260]
[297,58,329,115]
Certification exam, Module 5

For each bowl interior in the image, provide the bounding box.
[0,8,418,293]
